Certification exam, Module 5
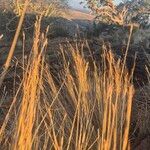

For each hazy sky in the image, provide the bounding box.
[68,0,122,10]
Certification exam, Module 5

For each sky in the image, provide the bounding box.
[68,0,122,10]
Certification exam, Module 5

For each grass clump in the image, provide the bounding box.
[0,1,137,149]
[0,16,134,149]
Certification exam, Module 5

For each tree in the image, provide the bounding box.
[120,0,150,27]
[85,0,128,25]
[85,0,150,27]
[2,0,66,17]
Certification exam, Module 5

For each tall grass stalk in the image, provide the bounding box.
[13,16,46,149]
[0,15,134,150]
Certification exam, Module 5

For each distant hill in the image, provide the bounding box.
[65,8,94,21]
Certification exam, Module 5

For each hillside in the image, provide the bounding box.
[66,9,94,21]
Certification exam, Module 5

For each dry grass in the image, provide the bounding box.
[0,0,30,88]
[0,1,138,149]
[0,15,135,149]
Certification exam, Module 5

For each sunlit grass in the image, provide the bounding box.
[0,16,134,149]
[0,1,136,149]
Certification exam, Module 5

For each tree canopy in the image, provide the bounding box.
[85,0,150,26]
